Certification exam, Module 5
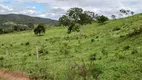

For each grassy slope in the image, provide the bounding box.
[0,14,142,80]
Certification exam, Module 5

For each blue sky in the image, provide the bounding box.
[0,0,142,20]
[22,2,46,12]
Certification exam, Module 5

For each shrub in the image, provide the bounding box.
[0,56,4,60]
[38,48,49,55]
[1,44,4,46]
[97,15,109,24]
[67,23,81,34]
[9,44,13,46]
[118,54,125,59]
[90,53,96,61]
[123,45,130,50]
[91,39,95,42]
[131,49,138,54]
[21,43,24,45]
[25,42,30,46]
[34,24,46,35]
[127,26,142,37]
[96,36,99,38]
[29,66,54,80]
[66,61,103,80]
[113,27,120,31]
[60,43,70,55]
[120,35,125,38]
[102,48,108,57]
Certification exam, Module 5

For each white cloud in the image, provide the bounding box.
[0,0,142,20]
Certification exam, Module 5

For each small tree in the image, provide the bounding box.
[34,24,45,36]
[131,11,134,16]
[111,15,116,19]
[119,9,134,17]
[97,15,109,24]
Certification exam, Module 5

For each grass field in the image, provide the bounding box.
[0,14,142,80]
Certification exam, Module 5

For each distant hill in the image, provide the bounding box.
[0,14,58,25]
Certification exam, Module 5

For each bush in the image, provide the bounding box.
[9,44,13,46]
[91,39,95,42]
[66,61,103,80]
[102,48,108,57]
[0,56,4,60]
[34,24,46,35]
[29,66,54,80]
[118,54,125,59]
[127,26,142,37]
[97,15,109,24]
[96,36,99,38]
[123,45,130,50]
[131,49,138,54]
[38,48,49,55]
[25,42,30,46]
[67,23,81,34]
[1,44,4,46]
[60,43,70,55]
[90,53,96,61]
[21,43,24,45]
[113,27,120,31]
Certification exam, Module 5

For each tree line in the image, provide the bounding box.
[59,7,109,34]
[0,22,34,34]
[0,7,135,35]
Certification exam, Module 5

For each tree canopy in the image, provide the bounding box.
[59,7,96,33]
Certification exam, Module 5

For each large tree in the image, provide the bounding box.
[59,7,95,33]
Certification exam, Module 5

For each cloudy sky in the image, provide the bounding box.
[0,0,141,20]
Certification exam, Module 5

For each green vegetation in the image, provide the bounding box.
[0,14,57,25]
[96,15,109,24]
[0,14,57,34]
[34,24,46,36]
[0,13,142,80]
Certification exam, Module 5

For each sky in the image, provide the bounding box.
[0,0,142,20]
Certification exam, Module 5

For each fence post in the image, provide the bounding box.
[36,46,39,63]
[6,48,8,60]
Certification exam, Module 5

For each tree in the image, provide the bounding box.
[34,24,45,36]
[131,11,134,16]
[59,7,95,34]
[126,10,130,15]
[119,9,134,17]
[97,15,109,24]
[67,7,83,23]
[120,9,126,14]
[119,9,127,17]
[111,15,116,19]
[59,15,70,26]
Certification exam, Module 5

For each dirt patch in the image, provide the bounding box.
[0,69,30,80]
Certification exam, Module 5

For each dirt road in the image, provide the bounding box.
[0,69,30,80]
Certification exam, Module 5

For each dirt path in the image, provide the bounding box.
[0,69,30,80]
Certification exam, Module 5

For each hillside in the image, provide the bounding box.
[0,13,142,80]
[0,14,58,25]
